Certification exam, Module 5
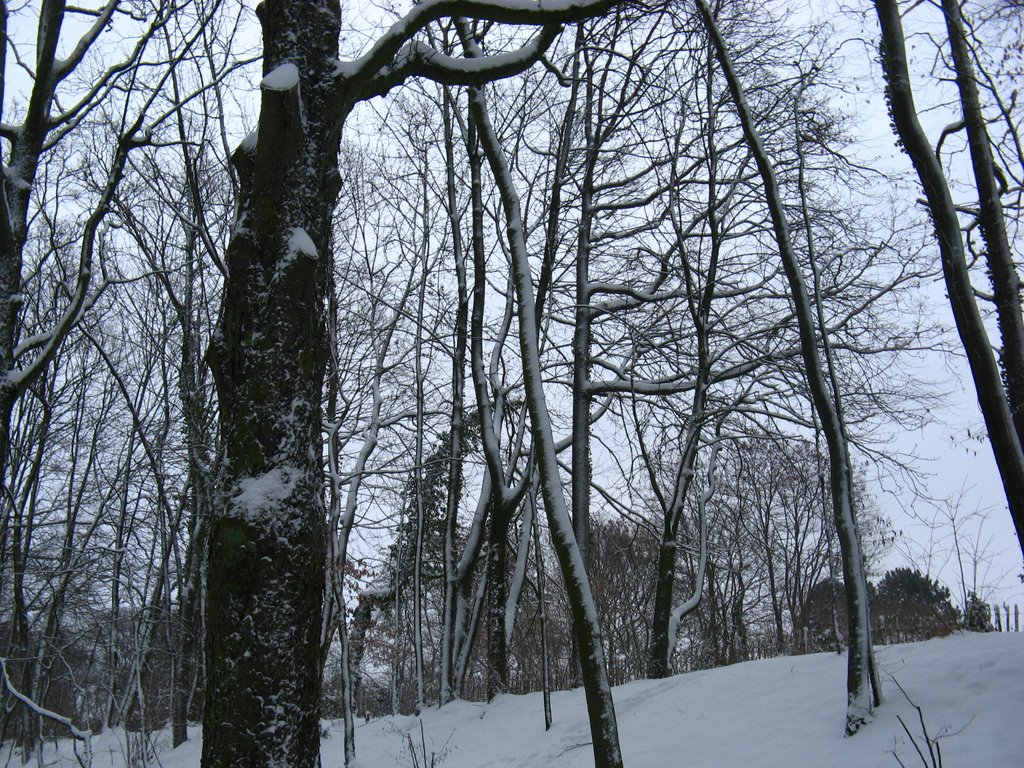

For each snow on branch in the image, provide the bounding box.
[0,657,93,765]
[51,0,120,83]
[262,62,301,91]
[587,356,778,395]
[665,438,721,661]
[362,25,562,99]
[337,0,625,98]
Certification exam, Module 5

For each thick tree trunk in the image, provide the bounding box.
[940,0,1024,445]
[204,1,343,765]
[485,504,511,699]
[647,537,678,678]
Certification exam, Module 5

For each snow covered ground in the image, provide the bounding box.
[31,633,1024,767]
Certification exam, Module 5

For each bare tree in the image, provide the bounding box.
[874,0,1024,559]
[697,0,881,733]
[202,1,626,765]
[467,69,624,768]
[1,1,223,756]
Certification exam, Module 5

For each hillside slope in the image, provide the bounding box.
[33,633,1024,767]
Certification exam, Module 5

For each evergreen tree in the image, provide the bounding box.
[872,568,959,644]
[963,592,995,633]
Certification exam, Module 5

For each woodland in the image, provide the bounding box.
[0,0,1021,767]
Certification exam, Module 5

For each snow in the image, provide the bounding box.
[261,62,299,91]
[238,129,259,154]
[287,227,318,260]
[2,163,31,190]
[230,466,300,519]
[24,633,1023,767]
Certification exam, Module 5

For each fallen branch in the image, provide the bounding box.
[0,656,93,767]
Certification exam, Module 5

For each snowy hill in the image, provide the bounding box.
[38,633,1024,767]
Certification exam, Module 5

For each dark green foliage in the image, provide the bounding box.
[803,577,847,653]
[805,569,964,649]
[963,592,994,632]
[872,568,959,644]
[386,420,480,597]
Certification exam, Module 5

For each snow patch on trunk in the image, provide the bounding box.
[238,129,259,155]
[231,466,300,519]
[261,62,299,91]
[287,227,318,260]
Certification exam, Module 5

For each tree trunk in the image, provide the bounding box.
[698,0,879,733]
[467,76,624,768]
[485,503,511,699]
[529,480,554,730]
[203,0,343,764]
[647,538,678,678]
[874,0,1024,559]
[412,153,429,715]
[940,0,1024,445]
[440,86,470,706]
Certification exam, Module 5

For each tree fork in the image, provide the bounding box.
[466,75,624,768]
[203,2,627,762]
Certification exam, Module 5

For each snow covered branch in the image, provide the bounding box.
[339,0,626,101]
[665,438,720,662]
[362,25,562,99]
[0,657,93,756]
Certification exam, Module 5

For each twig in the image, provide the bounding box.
[890,677,942,768]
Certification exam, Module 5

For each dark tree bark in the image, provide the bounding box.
[874,0,1024,558]
[485,500,513,698]
[202,2,622,764]
[204,1,342,764]
[940,0,1024,444]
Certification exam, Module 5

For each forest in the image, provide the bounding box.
[0,0,1021,766]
